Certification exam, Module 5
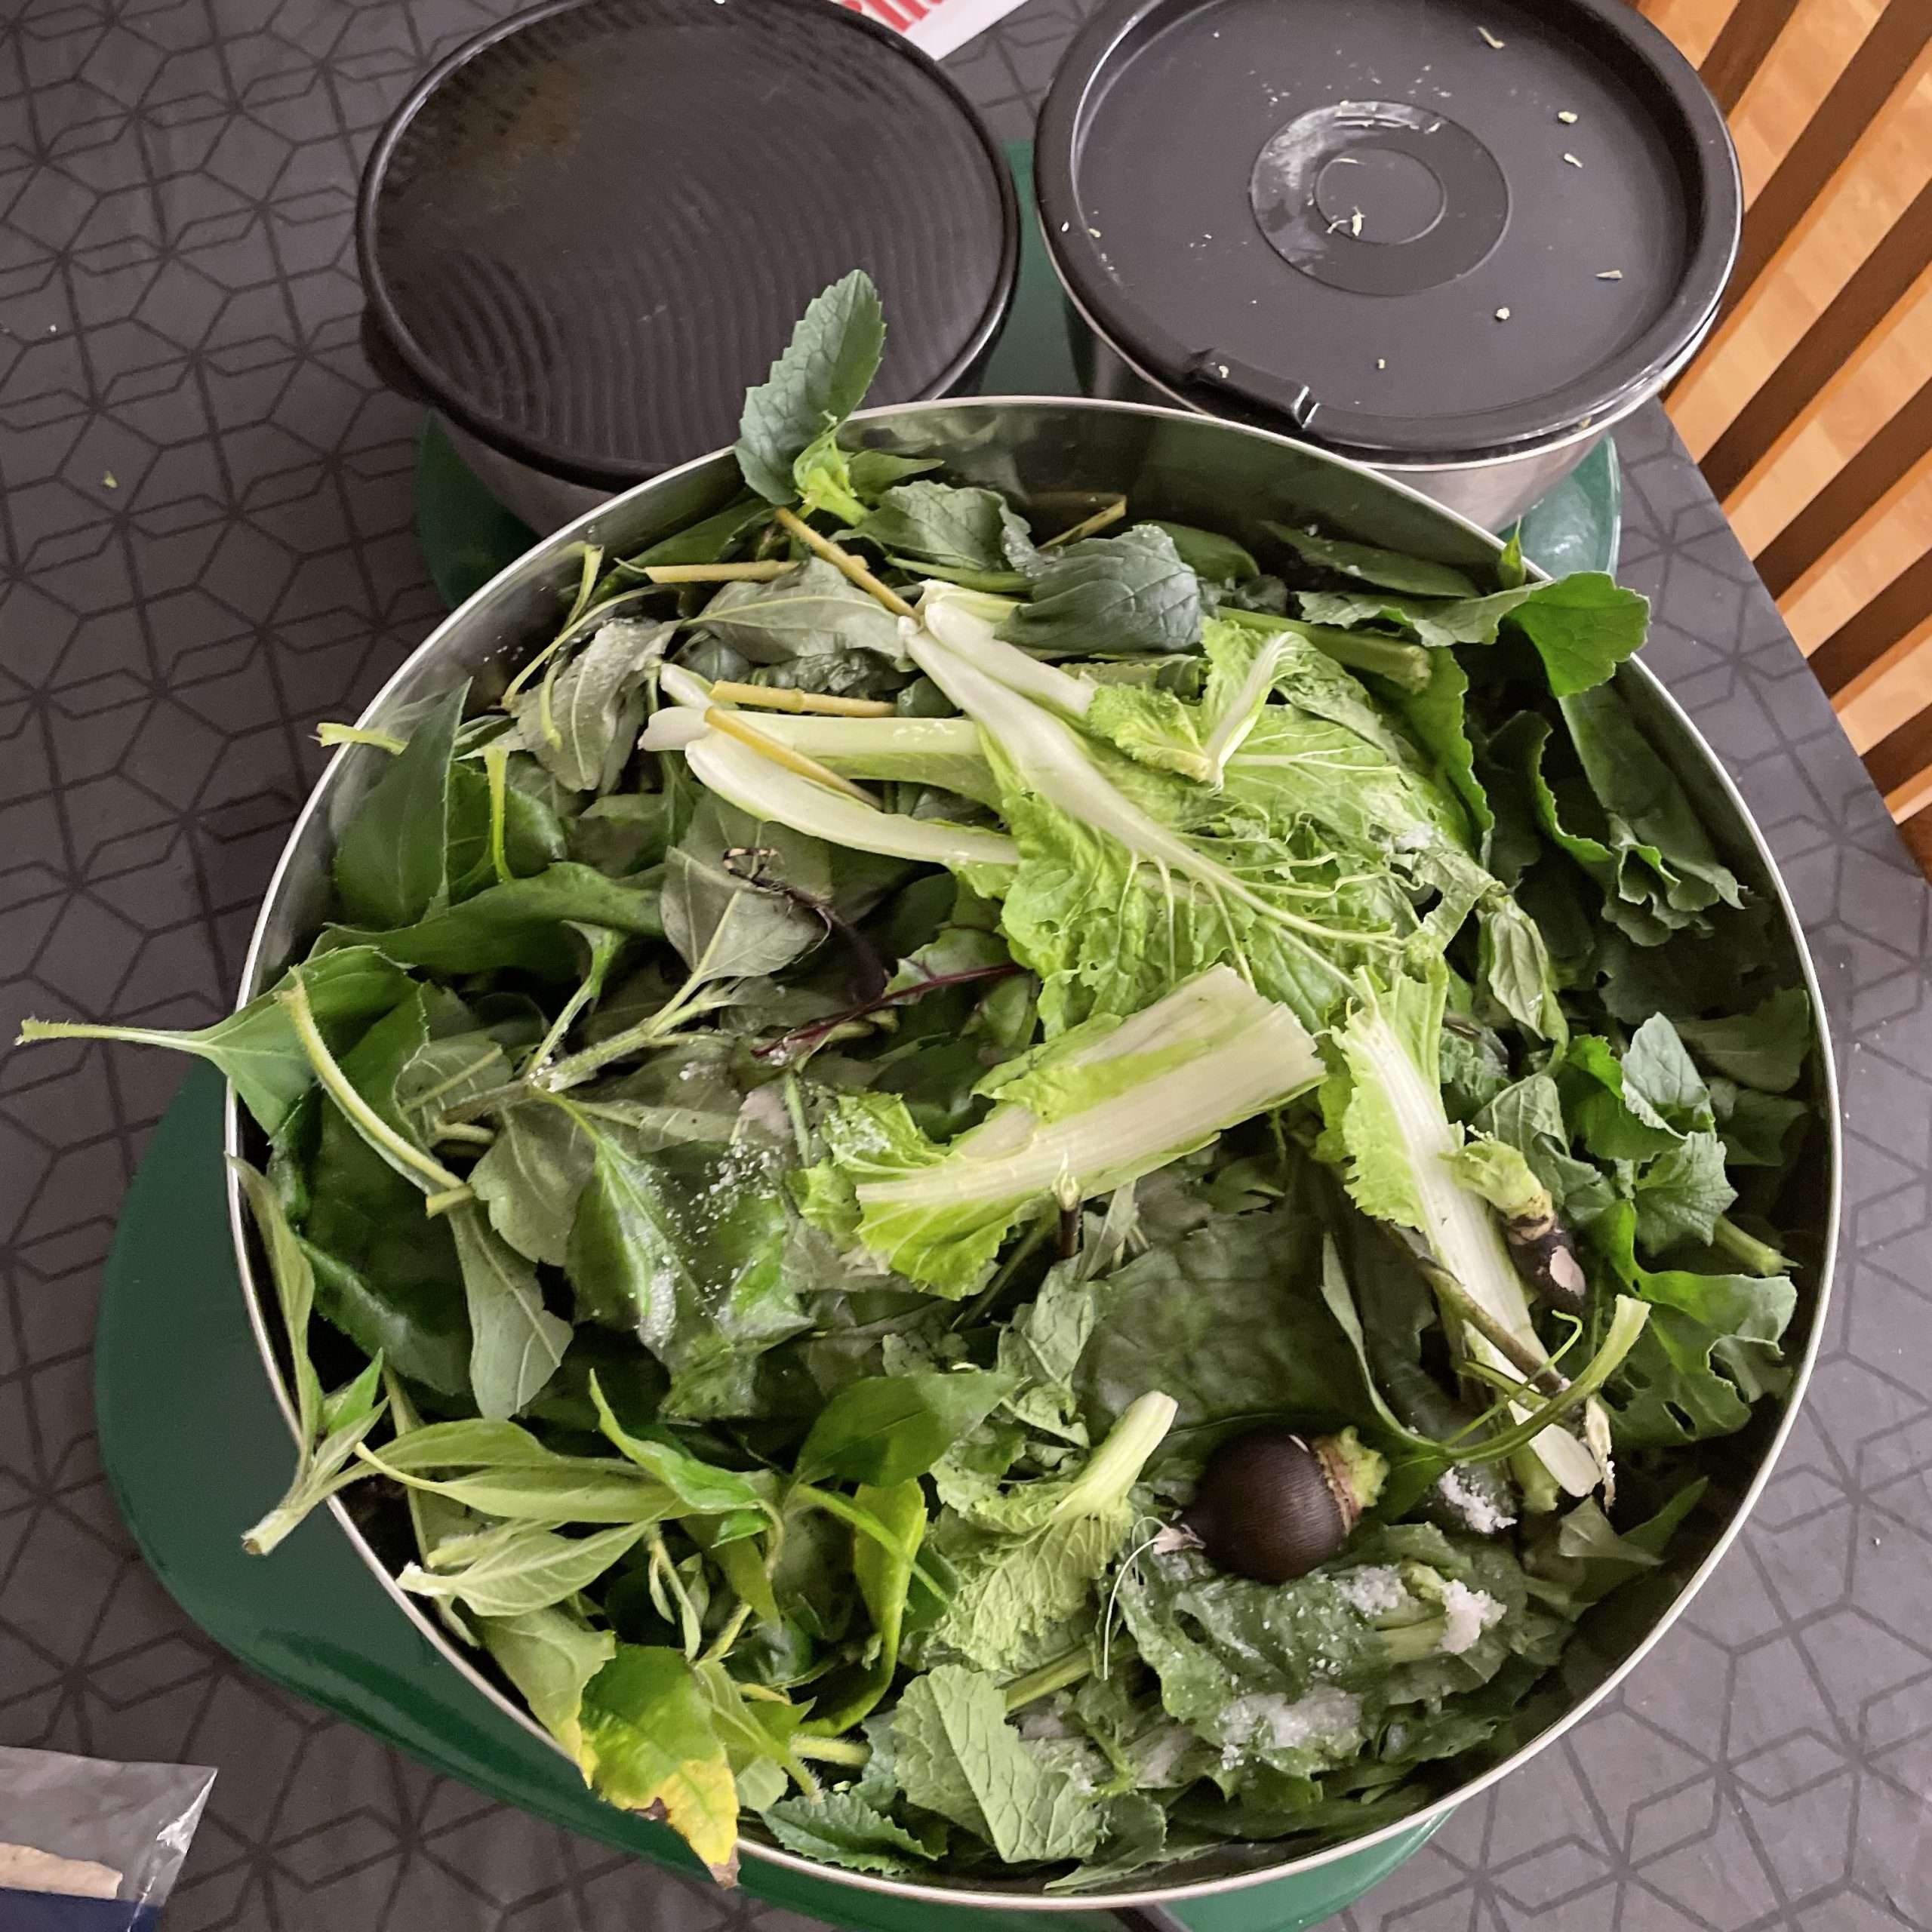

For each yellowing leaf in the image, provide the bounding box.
[651,1751,740,1885]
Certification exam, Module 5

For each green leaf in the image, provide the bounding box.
[232,1158,322,1447]
[1117,1555,1380,1778]
[298,994,472,1395]
[764,1790,939,1875]
[471,1102,595,1267]
[509,617,672,795]
[1399,648,1493,851]
[662,796,829,982]
[796,1371,1011,1488]
[1560,1035,1682,1161]
[577,1644,740,1879]
[1077,1196,1360,1433]
[1524,1480,1706,1616]
[1709,1078,1807,1168]
[448,1202,571,1420]
[1632,1131,1735,1254]
[1473,1075,1617,1226]
[1557,684,1745,919]
[1269,524,1480,598]
[629,496,771,570]
[887,1666,1103,1863]
[736,270,885,505]
[587,1373,765,1516]
[848,449,943,500]
[20,946,414,1137]
[318,863,663,978]
[1506,575,1650,697]
[998,526,1202,656]
[399,1520,650,1617]
[333,688,466,928]
[857,482,1030,574]
[1153,520,1260,585]
[565,1118,806,1409]
[697,558,904,664]
[1622,1014,1714,1130]
[1296,574,1647,699]
[1677,989,1812,1093]
[805,1478,929,1734]
[1593,1199,1794,1346]
[481,1606,616,1756]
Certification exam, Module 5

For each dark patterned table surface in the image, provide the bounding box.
[3,2,1928,1927]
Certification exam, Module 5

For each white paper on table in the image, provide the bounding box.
[835,0,1028,62]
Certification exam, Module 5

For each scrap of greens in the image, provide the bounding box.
[21,272,1818,1890]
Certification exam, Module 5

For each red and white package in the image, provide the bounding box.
[837,0,1027,61]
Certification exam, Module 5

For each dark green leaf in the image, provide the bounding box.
[1269,524,1480,598]
[448,755,571,892]
[1557,684,1744,920]
[1560,1035,1681,1161]
[1076,1200,1362,1435]
[663,796,829,982]
[1710,1078,1807,1168]
[795,1371,1011,1487]
[886,1665,1103,1863]
[333,688,466,928]
[630,497,771,570]
[696,558,903,663]
[298,995,470,1394]
[1296,574,1647,698]
[736,271,885,503]
[857,482,1028,574]
[317,863,663,978]
[998,526,1202,656]
[509,617,672,795]
[1152,521,1259,584]
[1677,989,1811,1094]
[1631,1132,1735,1254]
[763,1790,939,1875]
[448,1202,570,1419]
[472,1101,595,1267]
[848,449,944,500]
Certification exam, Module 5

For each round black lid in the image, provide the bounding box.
[1037,0,1739,463]
[359,0,1017,488]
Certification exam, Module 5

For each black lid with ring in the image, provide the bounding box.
[358,0,1018,491]
[1035,0,1740,463]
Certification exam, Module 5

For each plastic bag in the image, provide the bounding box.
[0,1746,214,1930]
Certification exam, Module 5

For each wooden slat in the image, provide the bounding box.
[1838,611,1932,720]
[1722,0,1932,321]
[1699,0,1802,114]
[1869,685,1932,808]
[1701,181,1932,503]
[1755,374,1932,600]
[1814,548,1932,701]
[1899,795,1932,866]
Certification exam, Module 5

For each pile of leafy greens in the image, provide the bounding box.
[22,272,1819,1890]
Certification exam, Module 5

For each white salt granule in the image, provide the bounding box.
[1220,1684,1362,1763]
[1333,1564,1407,1617]
[1437,1580,1504,1656]
[1435,1466,1517,1535]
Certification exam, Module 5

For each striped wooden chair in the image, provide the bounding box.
[1638,0,1932,864]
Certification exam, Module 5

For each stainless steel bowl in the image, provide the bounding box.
[228,398,1838,1912]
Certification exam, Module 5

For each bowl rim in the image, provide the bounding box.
[226,393,1841,1909]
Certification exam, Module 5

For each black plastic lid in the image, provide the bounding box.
[358,0,1018,490]
[1037,0,1740,463]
